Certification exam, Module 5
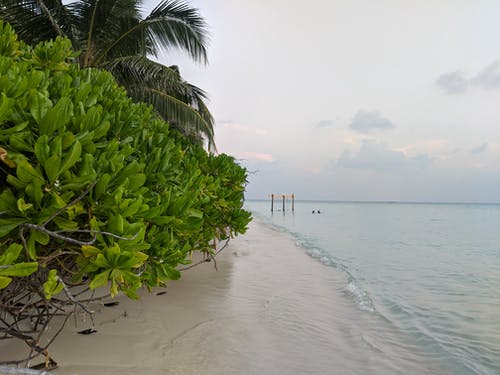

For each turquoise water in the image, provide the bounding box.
[246,200,500,375]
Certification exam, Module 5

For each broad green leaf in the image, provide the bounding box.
[0,189,17,212]
[33,230,50,245]
[16,198,33,214]
[89,269,110,290]
[93,253,110,268]
[39,97,73,135]
[57,140,81,177]
[81,245,100,257]
[0,219,24,237]
[25,181,44,207]
[28,91,52,125]
[43,269,64,299]
[0,262,38,277]
[0,243,22,265]
[17,160,44,183]
[95,173,111,199]
[0,276,12,289]
[53,216,78,230]
[0,92,14,124]
[34,135,50,164]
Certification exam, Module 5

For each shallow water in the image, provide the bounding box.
[246,200,500,375]
[161,220,445,374]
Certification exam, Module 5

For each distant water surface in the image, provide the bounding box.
[246,200,500,375]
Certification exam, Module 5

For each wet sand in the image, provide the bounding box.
[1,220,441,374]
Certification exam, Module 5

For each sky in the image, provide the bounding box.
[147,0,500,202]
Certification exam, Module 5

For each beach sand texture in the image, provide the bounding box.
[1,221,438,375]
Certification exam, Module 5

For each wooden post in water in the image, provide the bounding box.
[270,193,295,213]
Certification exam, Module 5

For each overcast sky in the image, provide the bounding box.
[148,0,500,202]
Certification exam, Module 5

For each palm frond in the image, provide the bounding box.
[0,0,79,47]
[94,0,208,65]
[130,87,214,150]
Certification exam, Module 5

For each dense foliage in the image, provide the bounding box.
[0,22,250,364]
[0,0,216,149]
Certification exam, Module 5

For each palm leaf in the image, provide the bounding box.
[131,87,215,150]
[94,0,208,64]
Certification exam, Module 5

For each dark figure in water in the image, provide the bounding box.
[317,210,321,214]
[312,210,316,214]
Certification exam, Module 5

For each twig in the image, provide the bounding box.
[54,229,138,241]
[22,224,96,246]
[178,238,231,271]
[43,181,96,226]
[55,277,94,319]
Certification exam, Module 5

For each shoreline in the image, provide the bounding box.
[1,219,441,374]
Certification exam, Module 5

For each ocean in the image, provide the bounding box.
[245,200,500,375]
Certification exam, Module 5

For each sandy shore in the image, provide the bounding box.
[0,220,439,375]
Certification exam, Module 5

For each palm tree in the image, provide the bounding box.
[0,0,215,149]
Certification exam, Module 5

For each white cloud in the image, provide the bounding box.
[471,61,500,89]
[220,121,270,136]
[235,151,274,162]
[337,140,433,171]
[471,143,488,154]
[349,110,395,133]
[437,59,500,94]
[314,119,335,129]
[435,71,468,94]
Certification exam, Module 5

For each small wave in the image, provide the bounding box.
[251,213,377,314]
[346,281,375,312]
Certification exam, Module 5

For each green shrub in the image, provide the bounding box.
[0,21,251,302]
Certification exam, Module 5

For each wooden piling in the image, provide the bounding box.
[269,193,295,213]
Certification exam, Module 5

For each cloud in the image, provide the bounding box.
[349,110,395,133]
[234,151,274,162]
[436,59,500,94]
[221,121,269,136]
[314,119,335,128]
[337,140,433,171]
[471,61,500,89]
[471,142,488,154]
[435,71,468,94]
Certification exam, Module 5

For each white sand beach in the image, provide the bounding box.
[1,220,441,375]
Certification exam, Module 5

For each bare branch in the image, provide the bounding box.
[43,181,97,226]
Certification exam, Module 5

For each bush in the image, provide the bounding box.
[0,22,251,365]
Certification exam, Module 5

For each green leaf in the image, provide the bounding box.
[0,219,25,237]
[0,189,17,212]
[0,262,38,277]
[57,140,81,177]
[0,276,12,289]
[186,208,203,219]
[0,243,22,265]
[25,181,44,207]
[28,91,52,125]
[43,269,64,299]
[93,253,110,268]
[0,92,14,125]
[81,245,100,257]
[16,197,33,214]
[95,173,111,199]
[34,135,50,164]
[44,155,61,183]
[17,160,44,183]
[39,97,73,135]
[89,269,110,290]
[34,230,50,245]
